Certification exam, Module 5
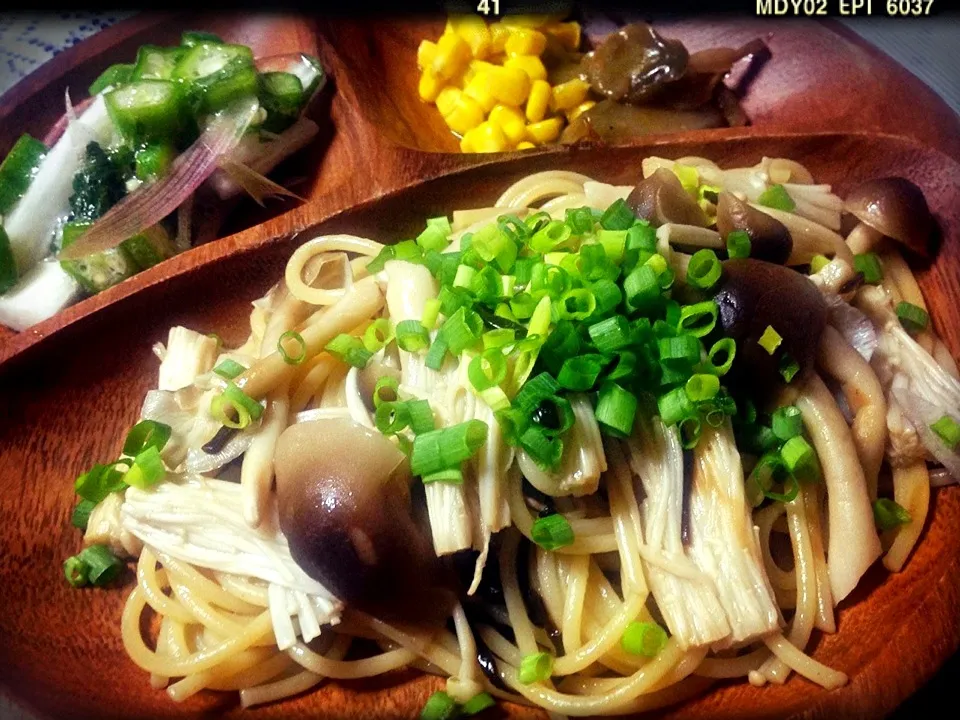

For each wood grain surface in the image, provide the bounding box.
[1,132,959,720]
[1,9,959,720]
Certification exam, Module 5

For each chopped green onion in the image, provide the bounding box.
[416,221,450,253]
[607,351,637,381]
[373,376,399,407]
[278,330,307,365]
[375,401,411,436]
[658,386,694,426]
[726,230,751,259]
[439,307,483,354]
[758,325,783,355]
[853,252,884,285]
[499,214,530,244]
[422,467,464,484]
[590,279,622,317]
[623,265,660,311]
[599,198,635,231]
[597,229,627,263]
[326,333,373,368]
[679,415,702,449]
[779,353,801,383]
[122,419,171,457]
[556,288,595,321]
[531,513,575,551]
[518,652,554,684]
[74,462,127,503]
[529,220,571,254]
[810,254,831,274]
[931,415,960,449]
[395,319,430,352]
[588,315,633,353]
[406,399,436,434]
[393,240,424,264]
[673,164,699,194]
[895,301,929,333]
[483,328,515,349]
[64,555,89,588]
[772,405,803,441]
[873,498,911,531]
[625,222,657,253]
[78,544,123,586]
[120,445,166,490]
[71,499,97,530]
[362,320,393,354]
[595,382,637,437]
[469,349,508,391]
[658,335,701,366]
[419,690,458,720]
[557,354,605,391]
[520,425,564,468]
[211,382,265,430]
[479,386,510,411]
[530,263,570,300]
[410,420,489,476]
[439,285,471,316]
[453,264,477,290]
[678,300,718,338]
[213,358,246,380]
[757,184,795,212]
[685,374,720,402]
[747,452,797,505]
[704,338,736,376]
[424,335,449,371]
[781,435,820,482]
[462,692,496,716]
[686,249,722,291]
[644,252,668,277]
[366,244,396,274]
[514,372,561,416]
[565,207,594,235]
[421,298,441,331]
[621,621,668,657]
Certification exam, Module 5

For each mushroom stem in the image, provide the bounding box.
[655,223,723,250]
[845,222,884,255]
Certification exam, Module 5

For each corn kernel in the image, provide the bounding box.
[525,79,551,122]
[489,22,511,54]
[443,93,485,135]
[543,22,581,51]
[526,117,564,144]
[566,99,596,122]
[436,86,462,117]
[504,55,547,83]
[488,66,531,106]
[489,104,527,144]
[463,59,497,84]
[450,14,491,59]
[505,28,547,57]
[516,141,536,150]
[432,33,472,81]
[418,70,445,102]
[463,121,509,153]
[417,40,438,71]
[463,72,498,112]
[551,78,590,112]
[460,134,475,153]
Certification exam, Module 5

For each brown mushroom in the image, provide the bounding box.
[843,177,934,258]
[716,191,793,264]
[559,99,725,145]
[626,168,710,227]
[582,23,689,105]
[713,259,828,396]
[275,418,455,625]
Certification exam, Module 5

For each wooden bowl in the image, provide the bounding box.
[0,130,958,720]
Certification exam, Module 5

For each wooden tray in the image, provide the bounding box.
[1,10,959,720]
[1,130,959,720]
[0,10,957,365]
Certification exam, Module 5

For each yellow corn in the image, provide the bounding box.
[436,86,461,117]
[551,78,590,112]
[488,104,527,144]
[487,66,531,106]
[450,14,491,59]
[417,40,438,71]
[505,28,547,57]
[525,79,551,123]
[488,22,511,54]
[516,141,536,150]
[543,22,581,51]
[460,133,475,152]
[432,33,472,81]
[442,93,485,135]
[418,70,445,102]
[504,54,547,83]
[462,121,509,153]
[463,71,497,112]
[566,99,595,122]
[463,59,497,84]
[526,117,564,145]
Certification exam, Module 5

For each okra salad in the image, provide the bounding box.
[62,157,960,717]
[0,31,323,331]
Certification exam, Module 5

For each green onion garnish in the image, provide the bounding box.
[373,376,399,407]
[362,320,393,354]
[71,499,96,530]
[211,383,264,429]
[779,353,801,383]
[873,498,911,531]
[278,330,307,365]
[421,298,442,331]
[606,351,637,382]
[595,382,637,437]
[679,415,702,449]
[726,230,751,259]
[416,220,450,253]
[565,206,594,235]
[439,307,484,354]
[620,621,668,657]
[74,462,128,503]
[781,435,820,482]
[658,386,695,426]
[419,690,458,720]
[520,425,564,469]
[468,348,507,392]
[599,198,636,230]
[409,420,488,476]
[772,405,803,441]
[424,335,449,371]
[757,184,796,212]
[853,252,884,285]
[461,692,496,716]
[375,401,411,436]
[557,354,605,391]
[422,467,464,484]
[120,445,166,490]
[395,319,430,352]
[518,651,554,684]
[406,399,436,434]
[758,325,783,355]
[686,249,722,291]
[65,544,123,588]
[529,220,571,254]
[809,254,831,274]
[678,300,718,338]
[588,315,633,354]
[63,555,90,588]
[896,301,929,333]
[658,335,701,366]
[705,338,736,376]
[514,372,561,417]
[122,419,171,457]
[482,328,515,349]
[685,373,720,402]
[325,333,373,368]
[623,264,660,311]
[931,415,960,449]
[531,513,575,551]
[213,358,246,380]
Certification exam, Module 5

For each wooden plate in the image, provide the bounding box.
[1,10,958,364]
[0,130,958,720]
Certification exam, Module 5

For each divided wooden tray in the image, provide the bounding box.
[1,10,959,720]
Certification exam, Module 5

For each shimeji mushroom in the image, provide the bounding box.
[627,168,709,227]
[844,177,934,257]
[716,191,793,265]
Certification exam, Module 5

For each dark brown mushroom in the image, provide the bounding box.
[582,23,688,105]
[713,259,828,395]
[716,191,793,265]
[559,99,725,146]
[626,167,710,227]
[275,418,455,626]
[355,360,401,413]
[844,177,934,258]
